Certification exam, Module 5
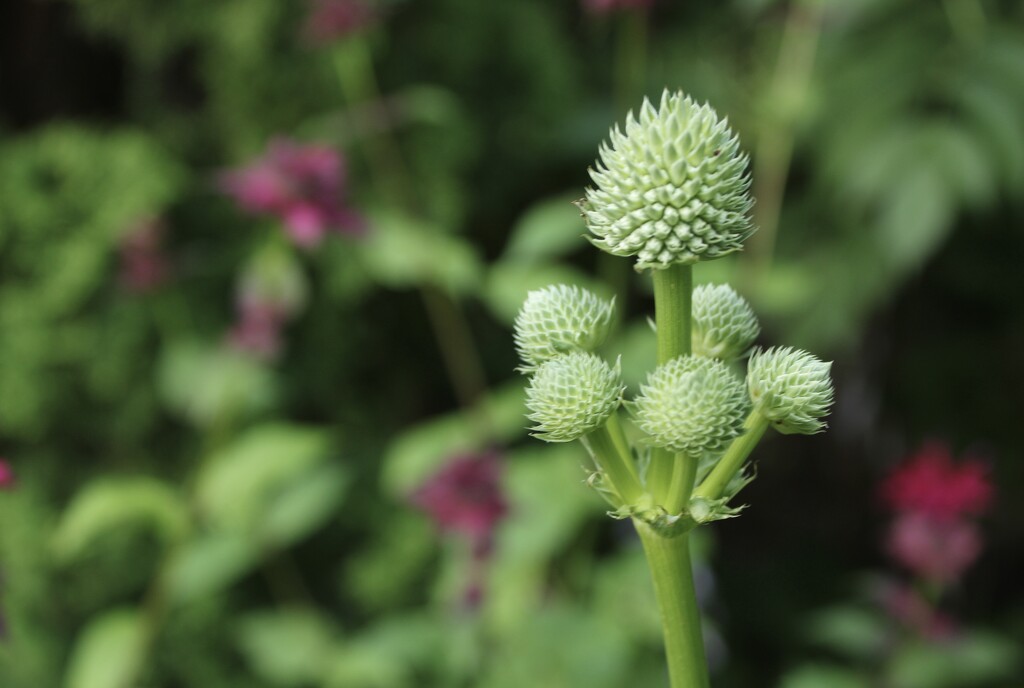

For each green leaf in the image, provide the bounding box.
[165,533,260,605]
[157,341,276,428]
[358,210,482,296]
[195,423,334,537]
[502,193,587,262]
[887,632,1021,688]
[64,609,146,688]
[236,609,337,686]
[381,381,526,496]
[53,477,189,562]
[805,605,889,660]
[779,665,868,688]
[261,463,349,548]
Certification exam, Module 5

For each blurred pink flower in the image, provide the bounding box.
[583,0,653,14]
[880,442,992,521]
[219,138,364,247]
[227,300,288,362]
[0,461,14,490]
[885,512,983,585]
[118,217,170,293]
[410,451,508,559]
[303,0,377,44]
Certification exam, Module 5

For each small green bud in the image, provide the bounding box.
[747,347,834,435]
[526,352,624,442]
[692,283,760,360]
[634,356,748,456]
[579,89,754,271]
[514,285,615,371]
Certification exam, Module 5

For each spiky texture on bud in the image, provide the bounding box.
[525,352,623,442]
[747,347,834,435]
[634,356,748,455]
[514,285,615,371]
[692,283,760,360]
[579,90,754,271]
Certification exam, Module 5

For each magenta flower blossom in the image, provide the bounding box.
[880,442,993,587]
[583,0,653,14]
[0,461,14,490]
[302,0,377,45]
[880,442,992,521]
[219,138,364,247]
[885,511,982,585]
[118,217,170,293]
[410,451,508,559]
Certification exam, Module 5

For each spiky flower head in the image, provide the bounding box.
[747,347,834,435]
[579,89,754,271]
[526,352,623,442]
[514,285,615,371]
[692,283,760,360]
[634,356,748,456]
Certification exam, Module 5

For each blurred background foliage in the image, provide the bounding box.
[1,0,1023,686]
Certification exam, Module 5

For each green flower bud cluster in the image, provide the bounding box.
[525,351,623,442]
[514,285,623,443]
[691,283,759,360]
[634,356,747,456]
[747,347,834,435]
[514,284,615,371]
[579,90,754,271]
[514,89,834,526]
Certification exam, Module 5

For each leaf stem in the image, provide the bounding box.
[693,412,770,501]
[635,522,710,688]
[583,422,643,505]
[652,263,693,364]
[665,452,698,515]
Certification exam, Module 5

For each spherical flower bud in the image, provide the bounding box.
[634,356,747,455]
[747,347,834,435]
[692,283,760,360]
[579,89,754,271]
[526,352,623,442]
[514,285,615,371]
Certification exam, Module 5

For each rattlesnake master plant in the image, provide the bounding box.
[514,87,835,688]
[579,91,754,270]
[748,346,834,435]
[525,351,623,442]
[691,283,760,360]
[514,285,615,371]
[634,356,747,457]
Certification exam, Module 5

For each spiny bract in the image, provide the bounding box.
[514,284,615,370]
[579,89,754,271]
[526,352,623,442]
[747,347,834,435]
[692,283,760,360]
[634,355,748,455]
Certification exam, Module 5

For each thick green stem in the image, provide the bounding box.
[649,263,693,504]
[636,522,710,688]
[584,423,643,504]
[694,413,770,501]
[652,263,693,364]
[665,452,698,515]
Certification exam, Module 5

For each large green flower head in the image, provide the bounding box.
[514,284,615,371]
[692,283,760,360]
[634,356,748,456]
[579,90,754,271]
[526,352,623,442]
[747,347,834,435]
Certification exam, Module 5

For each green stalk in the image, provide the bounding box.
[648,264,693,502]
[665,452,698,515]
[652,263,693,364]
[636,522,710,688]
[584,423,643,504]
[693,412,770,501]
